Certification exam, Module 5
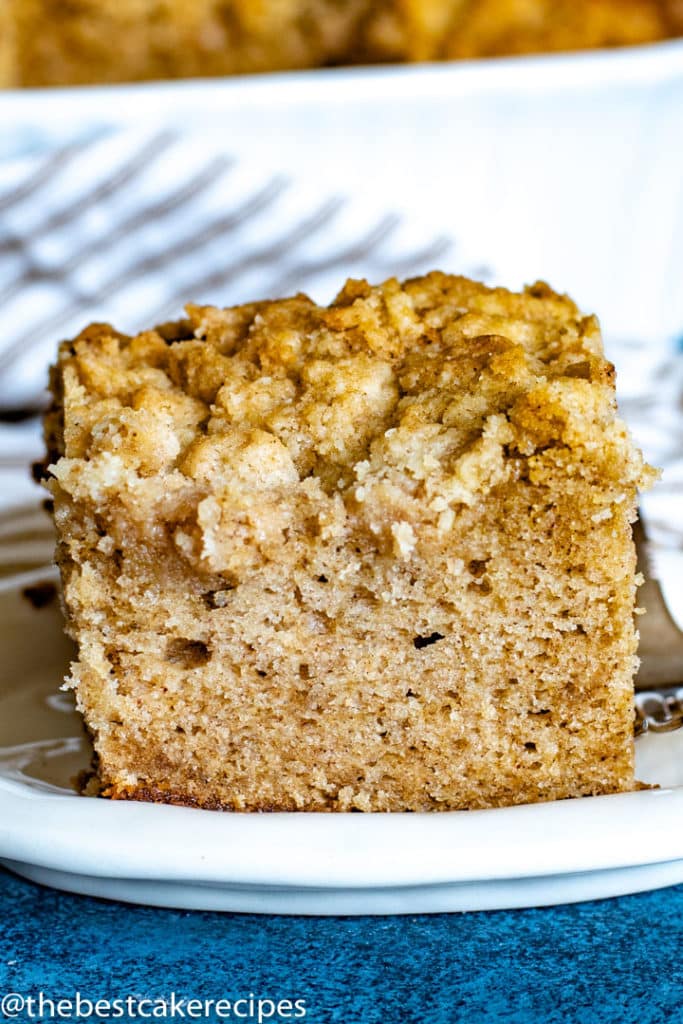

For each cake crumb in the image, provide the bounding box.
[43,272,652,812]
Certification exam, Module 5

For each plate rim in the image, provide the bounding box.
[0,37,682,124]
[1,568,683,892]
[1,782,683,888]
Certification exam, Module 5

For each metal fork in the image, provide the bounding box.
[635,689,683,736]
[633,517,683,734]
[634,517,683,691]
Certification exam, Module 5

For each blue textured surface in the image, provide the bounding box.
[0,869,682,1023]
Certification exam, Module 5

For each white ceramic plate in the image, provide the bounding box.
[1,46,683,914]
[1,554,682,915]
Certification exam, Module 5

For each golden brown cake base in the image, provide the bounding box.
[44,273,653,812]
[2,0,682,87]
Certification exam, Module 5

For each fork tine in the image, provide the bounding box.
[0,154,233,308]
[149,196,345,323]
[0,138,91,215]
[0,130,176,254]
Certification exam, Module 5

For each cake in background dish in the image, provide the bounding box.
[42,273,654,812]
[2,0,682,87]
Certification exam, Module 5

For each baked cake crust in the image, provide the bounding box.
[44,273,654,812]
[3,0,682,87]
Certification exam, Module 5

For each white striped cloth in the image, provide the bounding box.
[0,125,680,626]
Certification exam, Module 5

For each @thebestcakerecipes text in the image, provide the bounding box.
[0,991,307,1021]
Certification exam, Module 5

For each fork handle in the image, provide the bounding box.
[633,519,683,690]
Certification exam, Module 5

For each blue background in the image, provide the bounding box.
[0,869,681,1023]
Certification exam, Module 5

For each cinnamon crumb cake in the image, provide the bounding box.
[43,273,654,811]
[2,0,682,87]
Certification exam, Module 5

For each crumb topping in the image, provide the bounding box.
[48,273,653,579]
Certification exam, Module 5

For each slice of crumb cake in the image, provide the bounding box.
[43,273,654,811]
